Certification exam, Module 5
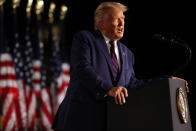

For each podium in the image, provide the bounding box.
[106,78,192,131]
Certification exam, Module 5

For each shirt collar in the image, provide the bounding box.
[102,33,117,45]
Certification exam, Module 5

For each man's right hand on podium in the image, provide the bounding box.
[107,86,128,105]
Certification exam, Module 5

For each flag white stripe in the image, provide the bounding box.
[0,67,15,75]
[27,91,36,127]
[33,60,41,67]
[61,74,70,82]
[25,85,30,97]
[1,53,18,130]
[61,63,70,70]
[41,110,53,131]
[41,88,52,113]
[3,94,16,131]
[0,80,18,88]
[57,88,67,104]
[34,84,41,91]
[4,108,16,131]
[17,80,28,128]
[57,75,70,87]
[3,94,13,115]
[0,53,12,61]
[33,72,41,79]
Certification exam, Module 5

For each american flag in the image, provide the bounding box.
[56,63,70,112]
[23,17,37,130]
[47,24,61,114]
[0,8,18,131]
[32,19,53,131]
[11,10,28,131]
[39,55,53,131]
[55,20,70,113]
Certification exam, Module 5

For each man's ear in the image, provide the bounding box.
[98,20,104,30]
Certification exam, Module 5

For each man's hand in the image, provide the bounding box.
[107,86,128,105]
[171,76,189,93]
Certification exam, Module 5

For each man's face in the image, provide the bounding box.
[100,8,125,41]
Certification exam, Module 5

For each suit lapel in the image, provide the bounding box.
[94,30,126,85]
[116,42,126,86]
[94,30,115,80]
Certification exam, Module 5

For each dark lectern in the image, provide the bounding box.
[107,78,192,131]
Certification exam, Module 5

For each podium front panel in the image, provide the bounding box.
[106,79,192,131]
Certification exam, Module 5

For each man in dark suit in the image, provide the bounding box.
[52,2,189,131]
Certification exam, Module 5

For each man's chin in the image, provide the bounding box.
[116,34,123,40]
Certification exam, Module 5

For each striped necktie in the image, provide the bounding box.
[109,40,119,82]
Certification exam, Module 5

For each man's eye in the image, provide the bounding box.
[112,18,117,21]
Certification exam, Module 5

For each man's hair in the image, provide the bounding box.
[94,2,128,30]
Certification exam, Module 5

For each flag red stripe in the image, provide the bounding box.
[22,79,27,101]
[0,74,17,80]
[0,88,19,98]
[26,88,33,110]
[0,61,14,66]
[3,100,15,129]
[14,98,23,130]
[35,91,41,97]
[59,81,69,93]
[33,79,41,84]
[30,109,37,130]
[33,67,41,72]
[0,86,18,89]
[41,96,52,124]
[63,70,70,75]
[11,125,15,131]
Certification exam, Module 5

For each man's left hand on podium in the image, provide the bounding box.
[107,86,128,105]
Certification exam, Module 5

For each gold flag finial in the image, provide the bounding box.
[35,0,44,15]
[0,0,5,11]
[26,0,33,17]
[0,0,5,6]
[60,4,68,20]
[48,2,56,23]
[12,0,20,9]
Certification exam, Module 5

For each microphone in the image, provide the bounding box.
[153,33,189,48]
[153,34,167,41]
[153,33,192,76]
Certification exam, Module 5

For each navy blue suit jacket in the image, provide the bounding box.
[52,30,146,131]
